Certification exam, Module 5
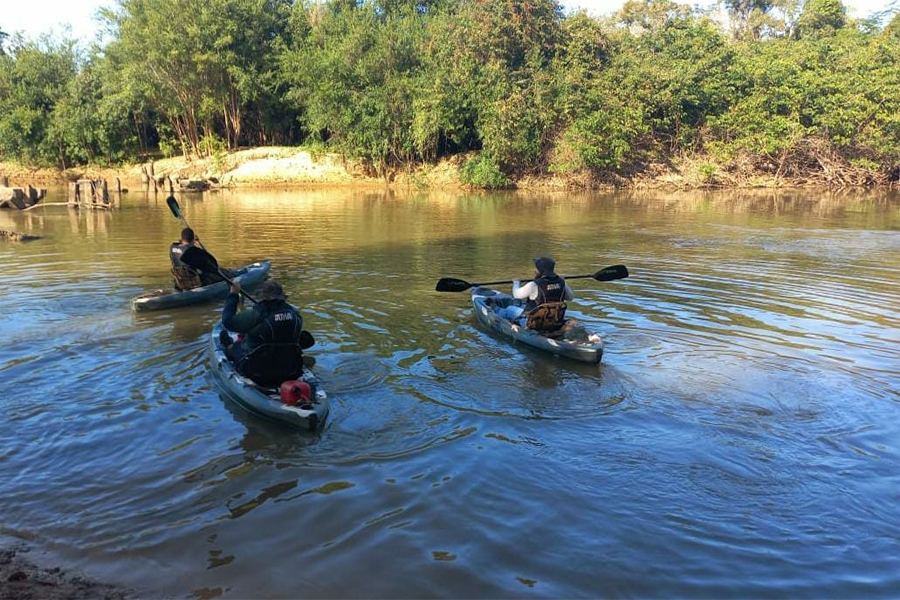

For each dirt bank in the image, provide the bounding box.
[1,147,392,189]
[1,146,895,190]
[0,543,128,600]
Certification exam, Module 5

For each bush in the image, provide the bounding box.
[697,161,718,183]
[460,154,513,189]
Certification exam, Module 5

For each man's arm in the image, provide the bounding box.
[563,283,574,301]
[513,280,538,300]
[222,291,258,333]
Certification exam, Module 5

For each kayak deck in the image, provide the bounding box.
[131,260,270,312]
[471,287,603,364]
[209,321,329,431]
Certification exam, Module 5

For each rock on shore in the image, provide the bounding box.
[0,544,128,600]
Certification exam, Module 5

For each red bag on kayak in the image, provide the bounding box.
[280,381,311,406]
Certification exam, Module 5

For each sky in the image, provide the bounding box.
[0,0,895,44]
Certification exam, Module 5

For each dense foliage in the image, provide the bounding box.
[0,0,897,185]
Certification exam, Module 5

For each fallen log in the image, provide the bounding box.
[0,229,41,242]
[22,202,70,212]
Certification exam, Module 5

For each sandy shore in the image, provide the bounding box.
[1,146,894,190]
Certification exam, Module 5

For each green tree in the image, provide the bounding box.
[103,0,292,156]
[0,0,896,182]
[285,1,429,173]
[725,0,775,39]
[799,0,847,35]
[419,0,563,172]
[0,35,78,166]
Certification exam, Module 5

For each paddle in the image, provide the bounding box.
[435,264,629,293]
[180,245,259,304]
[180,245,318,346]
[166,195,258,303]
[166,195,205,249]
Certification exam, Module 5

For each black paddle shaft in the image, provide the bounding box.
[180,245,259,304]
[167,196,258,304]
[166,195,205,249]
[435,265,629,293]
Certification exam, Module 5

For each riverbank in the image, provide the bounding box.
[0,543,127,600]
[1,146,896,191]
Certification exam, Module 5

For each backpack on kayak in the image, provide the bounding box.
[171,265,202,291]
[526,301,567,334]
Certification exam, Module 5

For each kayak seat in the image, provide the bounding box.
[172,266,202,291]
[473,287,498,297]
[235,343,305,388]
[526,302,567,334]
[488,296,516,309]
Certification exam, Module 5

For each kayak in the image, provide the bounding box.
[209,321,329,431]
[131,261,270,312]
[471,286,604,364]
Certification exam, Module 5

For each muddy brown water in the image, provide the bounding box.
[1,187,899,598]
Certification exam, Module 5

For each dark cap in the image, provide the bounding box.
[257,280,287,302]
[534,256,556,274]
[181,227,195,242]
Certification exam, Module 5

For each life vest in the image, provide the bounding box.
[525,273,567,333]
[170,242,190,269]
[169,242,203,290]
[524,274,567,311]
[236,301,305,386]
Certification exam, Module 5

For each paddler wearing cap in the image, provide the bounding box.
[497,256,574,326]
[220,279,307,385]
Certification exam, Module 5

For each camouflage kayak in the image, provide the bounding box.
[471,286,603,364]
[131,260,270,312]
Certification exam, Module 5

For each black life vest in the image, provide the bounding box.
[170,242,190,269]
[236,301,305,386]
[525,273,567,312]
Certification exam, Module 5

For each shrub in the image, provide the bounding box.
[460,154,512,189]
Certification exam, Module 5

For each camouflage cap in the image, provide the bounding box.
[256,280,287,302]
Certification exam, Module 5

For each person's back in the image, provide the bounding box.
[222,280,306,386]
[170,227,217,289]
[520,272,571,312]
[504,256,574,332]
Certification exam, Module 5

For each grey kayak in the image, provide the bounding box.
[471,287,604,364]
[209,321,329,431]
[131,261,270,312]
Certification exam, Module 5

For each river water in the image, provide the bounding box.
[1,187,898,598]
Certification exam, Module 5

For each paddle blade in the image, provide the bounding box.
[166,195,182,219]
[300,330,316,350]
[593,265,629,281]
[435,278,472,292]
[180,245,220,275]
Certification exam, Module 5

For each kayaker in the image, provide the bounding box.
[497,256,574,329]
[219,280,309,386]
[170,228,214,289]
[170,228,236,290]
